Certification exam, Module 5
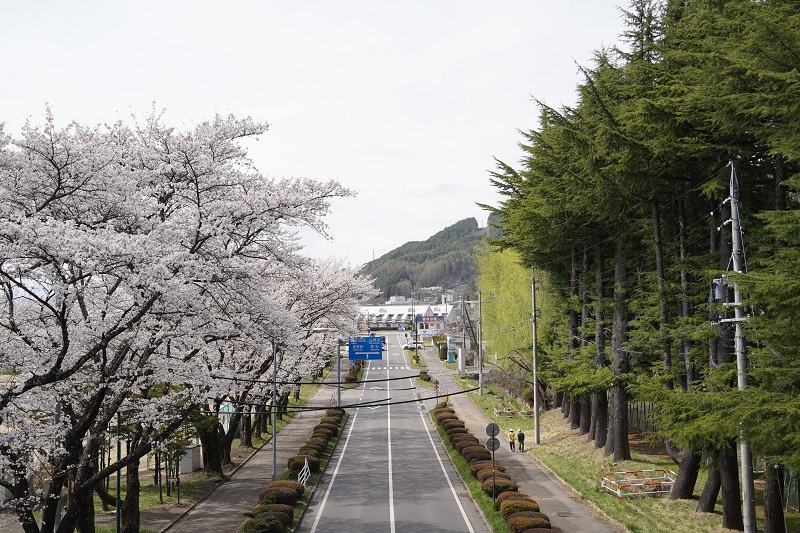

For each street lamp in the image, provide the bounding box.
[311,328,345,407]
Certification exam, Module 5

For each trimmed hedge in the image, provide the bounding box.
[440,419,465,431]
[238,517,285,533]
[481,478,518,496]
[325,407,345,418]
[452,438,481,452]
[464,449,492,463]
[500,499,542,518]
[287,455,320,473]
[435,412,458,425]
[506,512,551,532]
[267,480,305,498]
[445,427,469,437]
[311,428,334,440]
[315,422,339,436]
[433,407,455,416]
[494,491,536,511]
[476,469,512,483]
[469,461,505,477]
[259,486,299,506]
[251,503,294,521]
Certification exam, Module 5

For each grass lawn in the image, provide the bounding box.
[450,374,800,533]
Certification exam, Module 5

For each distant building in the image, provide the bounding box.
[357,300,456,335]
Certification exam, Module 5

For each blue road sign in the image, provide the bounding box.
[349,336,383,360]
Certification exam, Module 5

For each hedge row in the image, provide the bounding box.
[238,407,347,532]
[433,404,552,533]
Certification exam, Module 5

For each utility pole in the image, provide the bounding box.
[478,292,483,396]
[729,162,756,533]
[531,269,540,444]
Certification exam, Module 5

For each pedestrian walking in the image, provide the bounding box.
[507,428,516,451]
[517,428,525,452]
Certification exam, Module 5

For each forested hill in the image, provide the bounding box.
[361,216,498,299]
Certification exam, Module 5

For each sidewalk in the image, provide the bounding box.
[94,365,338,533]
[162,371,338,532]
[418,348,625,533]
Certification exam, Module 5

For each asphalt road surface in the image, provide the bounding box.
[297,332,489,533]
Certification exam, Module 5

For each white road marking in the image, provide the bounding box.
[387,362,396,532]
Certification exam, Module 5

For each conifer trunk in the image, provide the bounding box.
[763,461,786,533]
[593,247,608,448]
[697,460,721,513]
[651,198,672,390]
[607,238,630,462]
[720,444,744,531]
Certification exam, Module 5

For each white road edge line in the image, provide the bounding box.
[309,360,373,532]
[387,362,396,532]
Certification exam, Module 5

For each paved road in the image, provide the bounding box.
[297,332,490,533]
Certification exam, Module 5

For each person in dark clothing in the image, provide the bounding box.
[517,428,525,452]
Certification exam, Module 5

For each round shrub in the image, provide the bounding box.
[259,486,299,506]
[435,412,458,425]
[440,419,465,431]
[307,436,328,447]
[446,427,468,437]
[267,479,306,498]
[297,446,321,458]
[249,511,291,528]
[494,491,534,510]
[252,503,294,522]
[311,428,333,440]
[500,499,542,518]
[344,371,358,383]
[464,450,492,463]
[287,455,321,474]
[320,416,341,426]
[325,407,345,418]
[433,406,455,416]
[506,512,551,532]
[476,469,512,483]
[470,461,504,477]
[482,478,518,496]
[420,373,432,381]
[452,437,480,452]
[460,445,488,457]
[238,517,285,533]
[315,422,339,436]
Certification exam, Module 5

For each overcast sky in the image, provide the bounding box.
[2,1,627,267]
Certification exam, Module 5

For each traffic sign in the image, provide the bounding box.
[486,423,500,437]
[348,337,383,360]
[485,437,500,452]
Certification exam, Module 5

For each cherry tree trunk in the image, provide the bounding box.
[121,458,141,533]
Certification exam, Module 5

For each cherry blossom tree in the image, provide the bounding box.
[0,108,371,532]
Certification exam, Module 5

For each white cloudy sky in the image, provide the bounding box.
[1,1,627,267]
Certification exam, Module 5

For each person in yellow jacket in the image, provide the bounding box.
[507,428,516,451]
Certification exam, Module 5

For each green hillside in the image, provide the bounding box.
[361,216,495,299]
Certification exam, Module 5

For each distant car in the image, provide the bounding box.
[402,341,424,350]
